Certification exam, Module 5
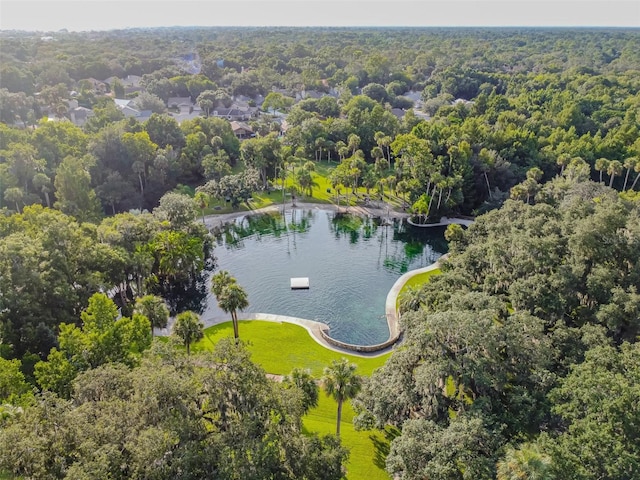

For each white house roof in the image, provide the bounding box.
[114,98,134,108]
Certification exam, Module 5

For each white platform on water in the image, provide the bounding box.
[290,277,310,289]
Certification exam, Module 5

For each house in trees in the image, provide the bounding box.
[121,75,143,94]
[167,96,194,112]
[78,77,108,95]
[295,89,324,101]
[212,104,257,121]
[69,105,94,126]
[103,76,119,85]
[114,98,135,109]
[230,121,254,139]
[113,98,152,121]
[104,75,143,95]
[390,108,407,120]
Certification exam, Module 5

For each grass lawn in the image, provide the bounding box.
[198,160,406,215]
[192,320,389,377]
[396,268,441,309]
[192,319,393,480]
[304,393,393,480]
[400,268,441,292]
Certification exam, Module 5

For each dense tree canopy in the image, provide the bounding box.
[1,340,348,479]
[1,26,639,478]
[1,27,639,219]
[356,176,640,478]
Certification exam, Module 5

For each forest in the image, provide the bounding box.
[0,26,639,479]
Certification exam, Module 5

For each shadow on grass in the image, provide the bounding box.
[371,425,401,470]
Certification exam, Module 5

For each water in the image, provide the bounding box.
[202,208,448,345]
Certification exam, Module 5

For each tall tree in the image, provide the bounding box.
[607,159,623,188]
[322,358,362,437]
[172,311,204,355]
[134,294,170,337]
[217,283,249,340]
[283,368,319,414]
[53,155,102,223]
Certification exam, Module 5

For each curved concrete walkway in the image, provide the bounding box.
[229,254,446,358]
[239,313,391,358]
[406,216,474,228]
[203,201,411,229]
[200,204,463,358]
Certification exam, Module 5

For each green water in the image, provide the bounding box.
[203,208,447,345]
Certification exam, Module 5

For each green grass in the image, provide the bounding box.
[400,268,441,292]
[396,268,441,309]
[304,393,392,480]
[200,160,407,215]
[192,320,389,377]
[0,471,21,480]
[192,319,393,480]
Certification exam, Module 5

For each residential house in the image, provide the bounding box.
[78,77,108,95]
[69,106,94,126]
[390,108,406,120]
[230,121,254,139]
[167,97,193,112]
[172,104,203,124]
[295,89,327,102]
[211,104,257,121]
[114,98,135,109]
[104,75,143,95]
[113,98,152,122]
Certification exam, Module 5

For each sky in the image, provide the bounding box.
[1,0,638,32]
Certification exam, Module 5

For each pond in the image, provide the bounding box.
[202,207,448,345]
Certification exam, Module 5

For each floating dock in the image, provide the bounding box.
[290,277,310,289]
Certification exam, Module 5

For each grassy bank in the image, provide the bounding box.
[200,160,404,215]
[192,320,389,377]
[192,320,392,479]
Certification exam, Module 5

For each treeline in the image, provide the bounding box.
[0,115,241,216]
[356,174,640,479]
[1,27,640,478]
[1,28,639,222]
[0,339,347,479]
[0,195,212,365]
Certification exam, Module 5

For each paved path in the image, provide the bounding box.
[204,201,411,229]
[407,216,474,227]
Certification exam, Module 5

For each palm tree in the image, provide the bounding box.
[347,133,360,156]
[595,158,609,184]
[217,283,249,340]
[478,148,496,199]
[607,159,623,188]
[134,294,169,337]
[556,153,571,176]
[622,157,638,191]
[132,160,145,197]
[322,358,362,437]
[4,187,24,213]
[497,443,555,480]
[398,285,427,314]
[194,191,209,223]
[211,270,236,296]
[32,172,52,208]
[172,311,204,355]
[629,158,640,191]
